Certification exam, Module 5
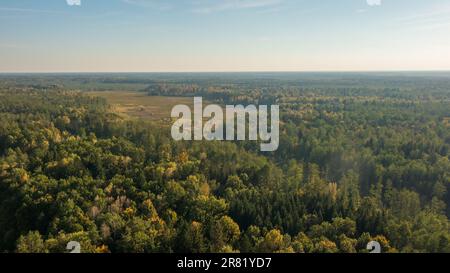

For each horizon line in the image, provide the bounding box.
[1,69,450,75]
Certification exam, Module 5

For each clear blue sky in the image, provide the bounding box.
[1,0,450,72]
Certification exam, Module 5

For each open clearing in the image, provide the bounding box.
[87,91,194,121]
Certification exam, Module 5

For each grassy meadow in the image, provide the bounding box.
[87,91,194,121]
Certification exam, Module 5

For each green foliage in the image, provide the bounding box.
[0,73,449,253]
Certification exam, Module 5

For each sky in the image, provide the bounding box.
[1,0,450,72]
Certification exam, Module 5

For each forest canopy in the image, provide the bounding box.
[0,73,449,253]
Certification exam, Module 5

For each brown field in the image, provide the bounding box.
[444,117,450,127]
[87,91,194,121]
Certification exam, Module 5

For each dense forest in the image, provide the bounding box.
[0,73,449,253]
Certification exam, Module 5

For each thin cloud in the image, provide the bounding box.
[66,0,81,6]
[414,22,450,31]
[366,0,381,6]
[397,9,450,23]
[397,4,450,31]
[122,0,173,10]
[0,7,64,14]
[192,0,283,14]
[121,0,284,13]
[0,43,26,49]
